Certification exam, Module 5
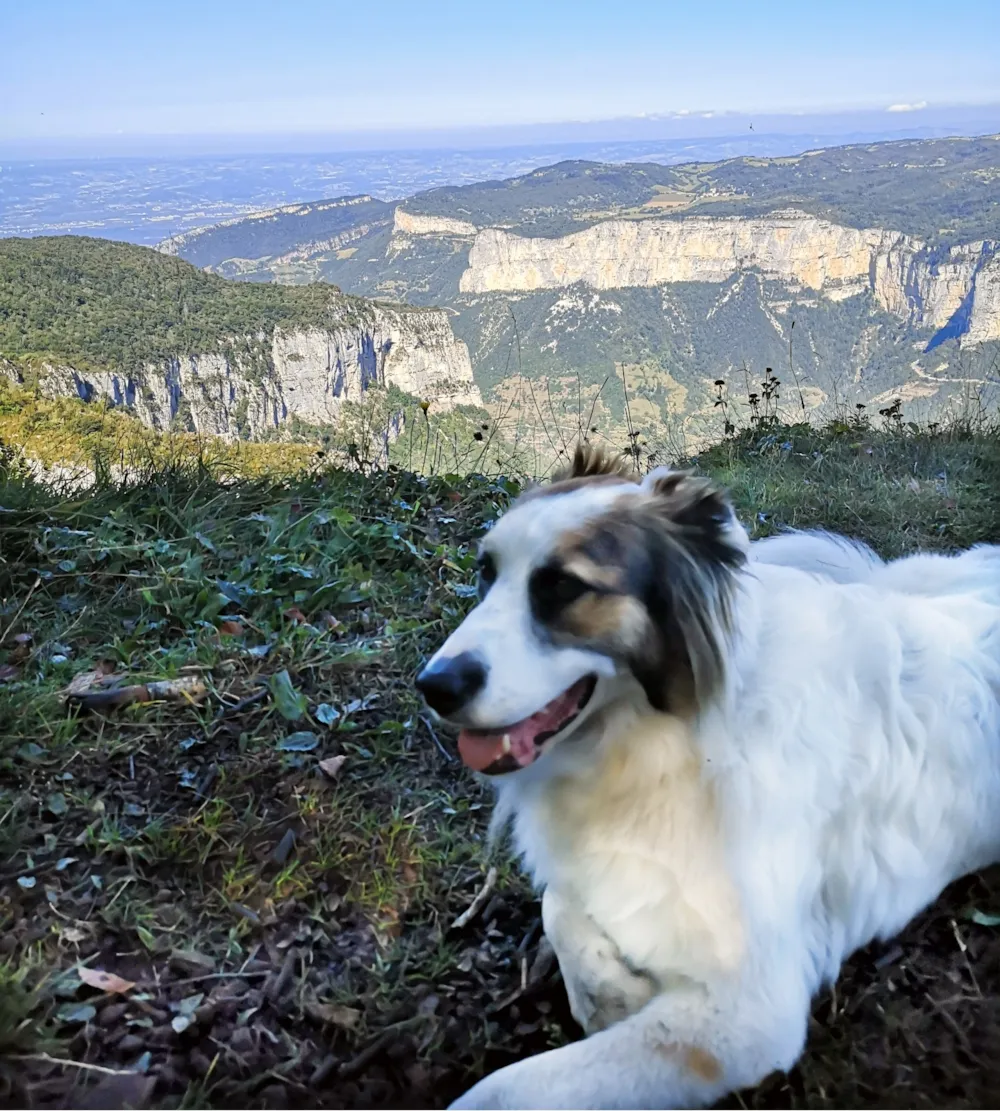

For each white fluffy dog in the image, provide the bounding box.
[415,445,1000,1110]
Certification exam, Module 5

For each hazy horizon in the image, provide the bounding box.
[4,0,999,157]
[4,102,1000,163]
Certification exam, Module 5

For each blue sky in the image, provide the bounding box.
[2,0,999,141]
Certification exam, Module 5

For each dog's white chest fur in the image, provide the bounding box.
[497,710,743,1031]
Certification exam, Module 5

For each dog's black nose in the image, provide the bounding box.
[416,652,487,717]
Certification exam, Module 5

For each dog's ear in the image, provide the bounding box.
[551,442,636,484]
[641,467,749,562]
[627,470,745,714]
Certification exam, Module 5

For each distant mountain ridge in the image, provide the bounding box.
[158,194,393,275]
[158,134,1000,444]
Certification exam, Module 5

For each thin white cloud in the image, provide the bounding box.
[886,100,929,112]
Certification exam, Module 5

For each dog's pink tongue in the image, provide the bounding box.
[457,719,536,771]
[457,681,588,772]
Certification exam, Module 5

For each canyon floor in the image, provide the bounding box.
[3,417,1000,1110]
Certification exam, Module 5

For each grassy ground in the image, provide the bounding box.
[2,418,1000,1110]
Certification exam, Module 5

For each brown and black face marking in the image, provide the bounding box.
[524,465,745,716]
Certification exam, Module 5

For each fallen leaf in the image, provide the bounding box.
[65,669,115,697]
[56,1001,97,1025]
[319,612,341,631]
[169,949,215,975]
[78,967,136,994]
[46,792,68,817]
[283,605,308,624]
[0,664,20,683]
[971,909,1000,927]
[343,694,377,715]
[217,580,247,605]
[171,1014,193,1034]
[318,755,347,779]
[304,1000,361,1030]
[278,731,318,752]
[61,927,86,944]
[65,659,117,697]
[270,829,296,865]
[315,703,340,726]
[13,632,33,646]
[218,619,245,637]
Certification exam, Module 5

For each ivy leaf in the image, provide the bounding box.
[57,1002,96,1025]
[46,793,68,817]
[216,580,245,605]
[278,731,318,752]
[269,670,307,721]
[315,703,340,726]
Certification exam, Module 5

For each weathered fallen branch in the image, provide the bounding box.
[67,675,207,711]
[450,866,498,931]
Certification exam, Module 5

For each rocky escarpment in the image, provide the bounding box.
[386,208,478,259]
[966,253,1000,345]
[4,304,481,439]
[458,212,1000,346]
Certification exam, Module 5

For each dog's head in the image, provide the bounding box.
[416,445,749,775]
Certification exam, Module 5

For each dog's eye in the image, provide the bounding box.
[530,565,589,621]
[477,552,497,598]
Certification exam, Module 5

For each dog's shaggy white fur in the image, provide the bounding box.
[417,452,1000,1110]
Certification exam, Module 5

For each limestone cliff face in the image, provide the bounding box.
[459,212,997,343]
[6,305,481,438]
[393,209,478,238]
[387,207,478,259]
[967,253,1000,345]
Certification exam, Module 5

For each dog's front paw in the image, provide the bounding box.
[449,1060,551,1110]
[449,1073,514,1110]
[449,1054,593,1111]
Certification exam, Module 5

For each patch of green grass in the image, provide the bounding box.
[699,418,1000,555]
